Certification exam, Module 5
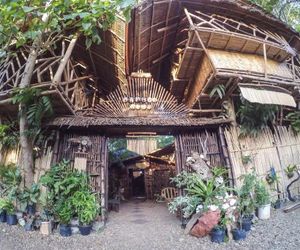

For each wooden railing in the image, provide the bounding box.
[0,40,95,113]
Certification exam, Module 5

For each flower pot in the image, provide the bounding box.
[24,223,33,231]
[274,200,283,209]
[0,211,7,223]
[232,229,246,241]
[27,204,36,216]
[181,217,190,229]
[211,228,225,243]
[7,214,17,225]
[79,225,93,236]
[40,221,52,235]
[258,204,271,220]
[59,224,72,237]
[241,218,252,232]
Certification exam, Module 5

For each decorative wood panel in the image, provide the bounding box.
[57,133,108,219]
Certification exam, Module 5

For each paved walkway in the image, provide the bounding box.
[0,200,300,250]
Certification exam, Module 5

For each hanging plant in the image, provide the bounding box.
[284,164,297,179]
[286,111,300,134]
[265,167,280,185]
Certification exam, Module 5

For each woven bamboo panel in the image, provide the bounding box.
[225,126,300,199]
[208,49,293,79]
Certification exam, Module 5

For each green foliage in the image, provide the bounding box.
[19,183,40,211]
[0,164,22,201]
[209,84,226,99]
[71,190,100,225]
[255,180,271,206]
[0,124,19,149]
[250,0,300,32]
[237,99,278,137]
[12,87,53,131]
[3,199,15,215]
[286,111,300,134]
[0,197,10,212]
[0,0,136,55]
[241,154,252,165]
[284,164,297,178]
[168,195,201,219]
[238,172,257,216]
[157,136,174,149]
[39,159,90,219]
[57,199,73,225]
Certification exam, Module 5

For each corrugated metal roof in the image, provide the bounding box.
[239,85,296,107]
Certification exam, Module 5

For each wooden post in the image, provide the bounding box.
[263,43,268,78]
[52,36,78,85]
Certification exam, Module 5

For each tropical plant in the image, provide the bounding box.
[4,199,15,215]
[12,87,53,137]
[168,195,201,219]
[0,165,22,201]
[255,180,271,206]
[57,199,73,225]
[237,99,278,136]
[286,111,300,134]
[284,164,297,178]
[39,159,90,216]
[19,183,40,211]
[0,124,19,149]
[0,197,10,212]
[209,84,226,99]
[237,172,257,216]
[241,154,252,165]
[265,167,280,186]
[72,190,100,225]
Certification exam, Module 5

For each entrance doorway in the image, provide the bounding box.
[130,169,145,197]
[108,135,176,207]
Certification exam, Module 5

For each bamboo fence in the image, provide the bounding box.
[225,126,300,199]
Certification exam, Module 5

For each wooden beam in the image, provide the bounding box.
[53,37,78,85]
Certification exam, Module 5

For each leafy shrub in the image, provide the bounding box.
[72,190,100,225]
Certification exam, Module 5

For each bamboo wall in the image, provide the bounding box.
[0,146,53,184]
[225,126,300,199]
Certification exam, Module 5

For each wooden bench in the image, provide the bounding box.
[161,187,178,203]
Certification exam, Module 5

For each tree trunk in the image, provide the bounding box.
[19,46,39,188]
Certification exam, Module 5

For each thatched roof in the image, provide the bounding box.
[128,0,300,86]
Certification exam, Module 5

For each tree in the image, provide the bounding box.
[0,0,136,187]
[250,0,300,32]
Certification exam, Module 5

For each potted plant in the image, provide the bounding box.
[285,164,297,179]
[19,183,40,215]
[255,180,271,220]
[57,200,73,237]
[39,210,53,235]
[72,190,100,236]
[238,172,257,230]
[6,200,17,225]
[0,197,9,223]
[232,226,247,241]
[211,216,227,243]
